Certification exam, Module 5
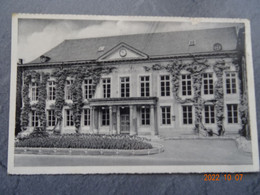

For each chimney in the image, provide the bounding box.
[18,59,23,64]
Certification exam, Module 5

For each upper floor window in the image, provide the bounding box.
[66,109,74,126]
[66,80,74,100]
[141,107,150,125]
[101,107,109,126]
[161,106,171,125]
[160,75,170,96]
[226,72,237,94]
[140,76,150,97]
[102,78,111,98]
[84,79,94,99]
[204,105,215,124]
[120,77,130,97]
[48,81,56,100]
[227,104,238,124]
[84,108,90,126]
[182,105,192,124]
[31,83,39,101]
[203,73,214,95]
[47,110,56,127]
[181,75,192,96]
[31,110,39,127]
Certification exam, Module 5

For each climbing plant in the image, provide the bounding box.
[144,58,238,136]
[51,65,115,134]
[35,73,49,128]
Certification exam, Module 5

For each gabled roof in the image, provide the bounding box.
[28,27,238,64]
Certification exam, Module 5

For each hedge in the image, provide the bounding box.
[15,134,153,150]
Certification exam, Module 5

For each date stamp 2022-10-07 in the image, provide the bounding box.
[204,174,244,181]
[7,14,259,174]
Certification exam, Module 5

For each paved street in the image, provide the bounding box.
[14,139,253,167]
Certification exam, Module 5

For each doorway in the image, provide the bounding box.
[120,107,130,134]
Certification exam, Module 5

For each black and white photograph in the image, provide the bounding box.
[8,14,259,174]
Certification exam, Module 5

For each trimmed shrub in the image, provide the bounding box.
[15,134,153,150]
[28,127,49,138]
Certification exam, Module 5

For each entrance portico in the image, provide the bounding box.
[89,97,158,136]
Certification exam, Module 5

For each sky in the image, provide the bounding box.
[18,19,243,63]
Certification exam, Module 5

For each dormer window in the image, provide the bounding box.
[40,55,51,63]
[189,40,196,46]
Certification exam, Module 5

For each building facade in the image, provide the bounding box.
[16,27,248,137]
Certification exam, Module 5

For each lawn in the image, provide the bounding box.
[15,134,153,150]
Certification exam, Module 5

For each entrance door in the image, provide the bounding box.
[120,107,130,134]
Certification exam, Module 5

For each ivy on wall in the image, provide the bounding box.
[20,65,115,134]
[144,58,240,136]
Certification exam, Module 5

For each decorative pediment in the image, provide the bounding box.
[97,42,148,61]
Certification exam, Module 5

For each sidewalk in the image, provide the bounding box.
[14,139,253,167]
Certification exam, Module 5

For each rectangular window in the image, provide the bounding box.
[47,110,56,126]
[84,109,90,126]
[183,105,192,124]
[31,83,39,101]
[84,79,94,99]
[161,106,171,125]
[141,107,150,125]
[66,80,74,100]
[31,110,39,127]
[120,77,130,97]
[160,75,170,96]
[102,78,111,98]
[140,76,150,97]
[226,72,237,94]
[181,75,192,96]
[203,73,214,95]
[204,105,215,124]
[102,107,109,126]
[66,110,74,126]
[48,81,56,100]
[227,104,238,123]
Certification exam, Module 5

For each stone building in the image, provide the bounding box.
[16,26,248,137]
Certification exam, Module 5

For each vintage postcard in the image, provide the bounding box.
[8,14,259,174]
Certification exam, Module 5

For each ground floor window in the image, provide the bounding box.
[66,110,74,126]
[161,106,171,125]
[84,108,90,126]
[31,110,39,127]
[47,110,56,126]
[102,107,109,126]
[204,105,215,124]
[227,104,238,123]
[141,107,150,125]
[182,105,192,124]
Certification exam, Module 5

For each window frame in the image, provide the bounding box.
[182,105,193,125]
[31,82,39,101]
[47,110,56,127]
[225,72,238,95]
[101,107,110,126]
[65,109,74,127]
[83,108,90,126]
[161,106,171,125]
[160,75,171,97]
[181,74,192,96]
[139,75,151,97]
[204,105,215,124]
[227,104,238,124]
[31,110,40,127]
[202,73,214,95]
[48,80,56,100]
[65,79,74,100]
[83,78,94,100]
[141,107,150,126]
[102,78,111,98]
[120,76,130,98]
